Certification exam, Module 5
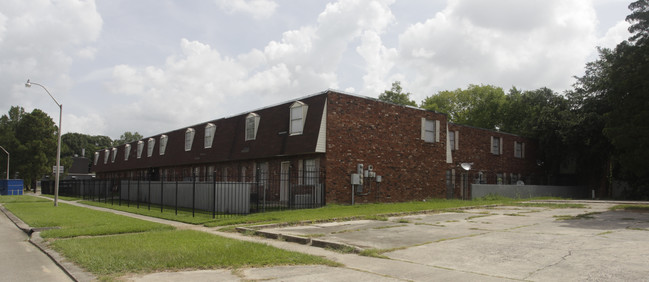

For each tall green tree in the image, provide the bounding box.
[378,81,417,107]
[0,106,25,179]
[570,0,649,197]
[112,131,143,146]
[11,109,59,188]
[421,84,506,130]
[500,87,581,182]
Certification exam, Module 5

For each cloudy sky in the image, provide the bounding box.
[1,0,633,142]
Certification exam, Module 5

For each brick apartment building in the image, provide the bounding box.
[92,90,543,204]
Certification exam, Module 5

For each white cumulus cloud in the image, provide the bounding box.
[215,0,278,20]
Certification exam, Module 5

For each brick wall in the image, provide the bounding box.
[324,92,450,204]
[449,123,542,185]
[323,92,544,204]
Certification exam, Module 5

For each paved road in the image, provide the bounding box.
[0,207,72,282]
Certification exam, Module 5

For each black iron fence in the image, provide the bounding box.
[41,170,326,218]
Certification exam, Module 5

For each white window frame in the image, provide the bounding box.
[514,141,525,158]
[159,135,168,155]
[205,123,216,148]
[147,138,155,157]
[491,136,503,155]
[289,101,308,135]
[449,131,457,150]
[185,128,195,151]
[111,147,118,163]
[137,140,144,159]
[124,144,131,161]
[245,113,260,141]
[421,118,440,143]
[305,159,319,185]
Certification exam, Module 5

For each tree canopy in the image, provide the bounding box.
[421,84,506,130]
[112,131,143,146]
[0,106,58,187]
[378,81,417,107]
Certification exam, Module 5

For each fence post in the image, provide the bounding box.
[137,177,140,209]
[212,170,216,219]
[175,178,178,216]
[148,177,151,211]
[160,172,164,213]
[127,178,130,207]
[192,171,196,217]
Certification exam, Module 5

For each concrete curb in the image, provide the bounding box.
[0,204,96,282]
[236,226,363,253]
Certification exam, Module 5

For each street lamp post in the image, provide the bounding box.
[25,79,62,206]
[0,146,8,180]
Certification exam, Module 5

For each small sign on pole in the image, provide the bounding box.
[52,166,64,174]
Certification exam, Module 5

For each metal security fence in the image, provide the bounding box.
[41,170,326,218]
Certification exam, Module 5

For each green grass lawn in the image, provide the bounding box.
[0,195,51,203]
[80,200,217,225]
[2,195,339,280]
[205,197,522,227]
[2,201,173,238]
[50,229,339,278]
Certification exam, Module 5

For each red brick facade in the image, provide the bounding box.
[93,90,544,204]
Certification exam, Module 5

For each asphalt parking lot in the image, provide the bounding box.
[247,201,649,281]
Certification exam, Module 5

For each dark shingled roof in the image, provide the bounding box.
[93,91,328,172]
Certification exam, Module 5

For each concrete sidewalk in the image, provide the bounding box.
[0,206,72,281]
[4,196,649,281]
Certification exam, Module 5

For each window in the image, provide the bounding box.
[245,113,259,141]
[185,128,195,151]
[159,135,168,155]
[111,148,118,163]
[450,130,461,151]
[137,140,144,158]
[147,138,155,157]
[421,118,440,143]
[94,152,99,165]
[305,159,319,185]
[205,123,216,148]
[124,144,131,160]
[289,101,308,135]
[514,141,525,158]
[491,136,503,155]
[103,149,110,164]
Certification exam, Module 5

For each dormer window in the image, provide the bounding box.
[111,148,118,163]
[159,135,168,155]
[185,128,195,151]
[147,138,155,157]
[103,149,110,164]
[289,101,308,135]
[205,123,216,148]
[137,140,144,158]
[245,113,260,141]
[124,144,131,160]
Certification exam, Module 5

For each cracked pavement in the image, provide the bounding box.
[253,200,649,281]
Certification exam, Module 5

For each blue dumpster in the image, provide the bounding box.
[0,180,23,195]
